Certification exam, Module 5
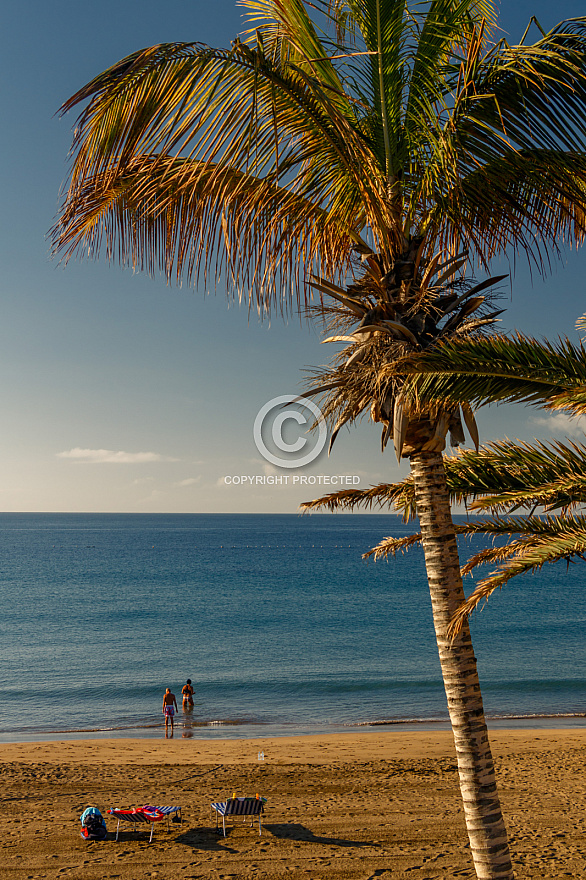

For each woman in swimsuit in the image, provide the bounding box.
[162,688,178,736]
[182,679,194,708]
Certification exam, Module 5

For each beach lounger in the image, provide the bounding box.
[211,796,266,837]
[107,805,181,842]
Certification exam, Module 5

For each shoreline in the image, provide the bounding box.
[2,728,585,879]
[2,712,586,746]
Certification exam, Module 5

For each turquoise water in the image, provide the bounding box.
[0,512,584,742]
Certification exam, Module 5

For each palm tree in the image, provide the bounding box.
[52,4,586,877]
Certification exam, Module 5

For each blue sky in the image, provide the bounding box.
[1,0,586,513]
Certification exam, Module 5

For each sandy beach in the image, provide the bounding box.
[1,729,585,879]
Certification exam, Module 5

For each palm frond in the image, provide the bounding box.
[54,27,389,310]
[443,438,586,513]
[359,510,586,636]
[361,517,489,561]
[52,154,358,311]
[448,513,586,634]
[436,17,586,268]
[299,476,416,518]
[438,150,586,272]
[395,332,586,414]
[363,530,424,560]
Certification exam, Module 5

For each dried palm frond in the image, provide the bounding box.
[303,247,506,459]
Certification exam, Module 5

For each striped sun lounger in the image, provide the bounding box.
[211,796,266,837]
[107,805,182,842]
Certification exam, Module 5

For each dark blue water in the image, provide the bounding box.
[0,513,584,742]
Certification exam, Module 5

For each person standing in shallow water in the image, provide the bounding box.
[182,679,194,708]
[162,688,178,736]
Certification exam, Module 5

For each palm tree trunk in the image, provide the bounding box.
[410,451,514,880]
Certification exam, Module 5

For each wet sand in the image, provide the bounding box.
[1,729,585,879]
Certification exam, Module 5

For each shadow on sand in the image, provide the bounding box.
[174,822,372,850]
[175,827,239,853]
[264,823,372,847]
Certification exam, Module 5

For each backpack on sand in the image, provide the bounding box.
[80,806,107,840]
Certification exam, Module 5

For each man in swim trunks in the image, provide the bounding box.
[181,679,194,708]
[162,688,178,735]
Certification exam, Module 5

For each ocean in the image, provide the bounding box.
[0,512,584,743]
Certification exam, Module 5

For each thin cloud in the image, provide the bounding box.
[174,477,201,487]
[530,413,586,440]
[57,447,178,464]
[137,489,166,504]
